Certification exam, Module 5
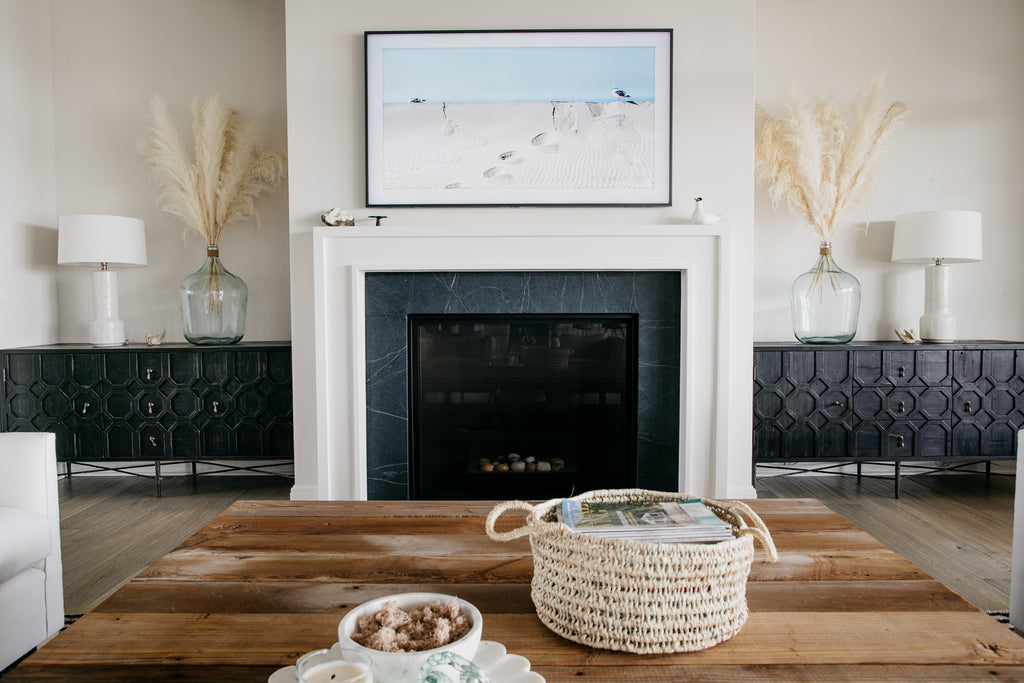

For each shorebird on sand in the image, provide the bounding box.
[611,87,639,105]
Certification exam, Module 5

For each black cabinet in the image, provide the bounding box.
[753,341,1023,494]
[1,343,293,491]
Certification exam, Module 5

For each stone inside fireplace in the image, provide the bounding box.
[410,313,638,500]
[365,271,681,500]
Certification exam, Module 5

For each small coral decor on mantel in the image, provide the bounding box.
[139,95,286,345]
[755,72,911,344]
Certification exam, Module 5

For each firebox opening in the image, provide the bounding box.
[409,313,639,500]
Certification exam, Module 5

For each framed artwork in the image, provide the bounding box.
[364,29,673,207]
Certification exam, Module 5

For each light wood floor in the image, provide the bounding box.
[59,473,292,614]
[756,461,1016,612]
[57,465,1016,615]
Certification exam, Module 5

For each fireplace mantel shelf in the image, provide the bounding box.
[315,223,729,241]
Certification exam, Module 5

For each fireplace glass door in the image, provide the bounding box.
[409,314,638,499]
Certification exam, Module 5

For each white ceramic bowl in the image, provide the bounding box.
[337,592,483,682]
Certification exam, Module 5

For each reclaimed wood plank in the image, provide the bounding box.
[744,580,976,612]
[528,665,1024,682]
[175,532,534,554]
[175,527,878,556]
[95,579,971,616]
[1,665,280,682]
[134,553,537,583]
[181,515,527,541]
[221,500,513,518]
[6,663,1023,683]
[749,549,931,582]
[130,547,925,585]
[95,582,537,614]
[24,612,1024,667]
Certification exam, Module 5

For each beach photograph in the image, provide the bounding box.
[365,31,672,205]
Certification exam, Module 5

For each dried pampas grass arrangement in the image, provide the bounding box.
[755,72,911,244]
[139,95,287,246]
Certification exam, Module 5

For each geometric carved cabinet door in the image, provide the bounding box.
[953,348,1024,457]
[753,348,853,462]
[850,348,952,460]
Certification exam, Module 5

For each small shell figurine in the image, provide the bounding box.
[145,329,166,346]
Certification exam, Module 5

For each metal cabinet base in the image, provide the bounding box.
[2,342,294,496]
[753,341,1024,497]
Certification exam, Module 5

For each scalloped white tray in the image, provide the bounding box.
[269,640,544,683]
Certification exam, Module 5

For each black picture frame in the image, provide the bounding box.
[364,29,673,207]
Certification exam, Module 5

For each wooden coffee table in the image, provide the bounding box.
[8,498,1024,681]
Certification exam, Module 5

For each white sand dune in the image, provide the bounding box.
[382,100,656,191]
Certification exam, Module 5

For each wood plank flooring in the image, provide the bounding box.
[58,474,292,614]
[755,462,1016,612]
[56,464,1015,617]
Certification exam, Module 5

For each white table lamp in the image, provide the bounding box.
[57,214,148,346]
[891,210,982,343]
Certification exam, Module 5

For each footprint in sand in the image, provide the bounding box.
[481,169,514,186]
[530,133,560,154]
[551,102,578,134]
[498,151,524,165]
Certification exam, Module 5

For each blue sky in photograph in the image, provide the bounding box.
[381,46,655,103]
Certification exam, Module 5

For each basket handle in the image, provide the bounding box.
[708,498,779,562]
[485,500,560,542]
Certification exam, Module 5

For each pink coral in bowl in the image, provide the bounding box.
[338,592,483,682]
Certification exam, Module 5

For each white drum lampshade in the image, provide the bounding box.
[891,210,982,343]
[57,214,148,346]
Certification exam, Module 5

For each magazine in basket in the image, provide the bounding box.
[556,498,735,542]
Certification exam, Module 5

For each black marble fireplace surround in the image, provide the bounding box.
[365,271,682,500]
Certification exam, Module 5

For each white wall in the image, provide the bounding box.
[0,0,59,348]
[284,0,757,498]
[754,0,1024,342]
[8,2,1020,349]
[46,0,290,344]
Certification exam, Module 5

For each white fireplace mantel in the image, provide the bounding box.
[295,224,755,501]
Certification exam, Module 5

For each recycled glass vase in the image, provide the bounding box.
[790,242,861,344]
[179,244,248,345]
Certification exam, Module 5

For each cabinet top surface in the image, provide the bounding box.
[755,340,1024,349]
[3,341,291,352]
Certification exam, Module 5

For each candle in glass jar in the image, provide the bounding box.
[296,648,373,683]
[299,660,372,683]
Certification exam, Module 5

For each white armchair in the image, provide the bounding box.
[0,432,64,671]
[1012,431,1024,632]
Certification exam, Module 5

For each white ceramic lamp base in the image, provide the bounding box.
[89,269,126,347]
[920,263,955,343]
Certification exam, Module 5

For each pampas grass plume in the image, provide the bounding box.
[140,94,286,246]
[755,72,911,243]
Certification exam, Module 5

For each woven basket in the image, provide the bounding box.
[485,488,777,654]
